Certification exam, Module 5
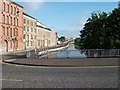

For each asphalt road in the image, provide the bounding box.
[2,63,119,88]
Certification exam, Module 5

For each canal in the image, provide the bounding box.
[47,44,86,58]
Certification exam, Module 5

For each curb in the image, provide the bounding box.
[2,60,118,68]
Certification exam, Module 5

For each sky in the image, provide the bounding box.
[17,1,119,38]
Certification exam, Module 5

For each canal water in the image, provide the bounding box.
[48,44,86,58]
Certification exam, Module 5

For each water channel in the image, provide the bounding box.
[47,44,86,58]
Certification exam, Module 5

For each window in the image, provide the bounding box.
[23,35,25,39]
[14,29,15,36]
[31,35,33,39]
[34,29,36,33]
[31,41,32,46]
[10,28,12,37]
[27,35,29,40]
[16,29,18,36]
[27,27,29,31]
[34,36,36,39]
[16,40,18,47]
[2,3,5,11]
[6,4,9,13]
[6,16,9,24]
[17,8,19,16]
[27,41,29,46]
[17,19,18,26]
[14,18,15,25]
[31,21,33,26]
[2,15,5,24]
[6,27,9,36]
[10,6,13,14]
[10,40,12,48]
[10,17,12,25]
[24,19,26,24]
[14,7,16,15]
[27,20,29,24]
[2,27,5,36]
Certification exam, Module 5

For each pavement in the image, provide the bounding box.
[2,58,119,67]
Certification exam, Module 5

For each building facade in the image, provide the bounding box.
[23,13,37,50]
[0,0,23,53]
[0,0,58,53]
[50,31,58,46]
[37,21,57,49]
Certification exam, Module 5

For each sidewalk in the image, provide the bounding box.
[3,58,119,67]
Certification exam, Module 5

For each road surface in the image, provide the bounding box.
[2,62,119,88]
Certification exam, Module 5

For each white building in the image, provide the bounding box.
[23,13,37,50]
[36,21,57,49]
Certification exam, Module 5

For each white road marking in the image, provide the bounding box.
[0,79,23,82]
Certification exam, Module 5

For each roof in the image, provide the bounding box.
[11,2,23,8]
[37,25,51,31]
[23,12,37,20]
[37,21,47,28]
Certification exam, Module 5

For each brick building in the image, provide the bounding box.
[0,0,23,53]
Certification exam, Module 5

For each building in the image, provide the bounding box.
[0,0,58,53]
[50,31,58,46]
[36,21,57,49]
[0,0,23,53]
[23,13,37,50]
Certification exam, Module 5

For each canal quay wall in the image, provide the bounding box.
[26,43,70,58]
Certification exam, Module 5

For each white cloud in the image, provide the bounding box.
[21,2,44,12]
[58,17,87,38]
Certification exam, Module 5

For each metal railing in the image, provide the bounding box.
[80,49,120,58]
[50,49,120,58]
[26,49,120,58]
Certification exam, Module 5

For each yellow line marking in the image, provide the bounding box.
[1,61,120,69]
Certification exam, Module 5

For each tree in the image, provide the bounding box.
[80,12,108,49]
[107,8,120,48]
[58,36,66,42]
[78,2,120,49]
[79,7,120,49]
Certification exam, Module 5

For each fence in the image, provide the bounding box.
[26,49,120,58]
[80,49,120,58]
[50,49,120,58]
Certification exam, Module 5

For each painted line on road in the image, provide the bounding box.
[1,61,120,69]
[0,79,23,82]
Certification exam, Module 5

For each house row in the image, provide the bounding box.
[0,0,58,53]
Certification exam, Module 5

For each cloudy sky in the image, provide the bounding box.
[16,1,119,38]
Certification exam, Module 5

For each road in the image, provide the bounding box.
[2,62,119,88]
